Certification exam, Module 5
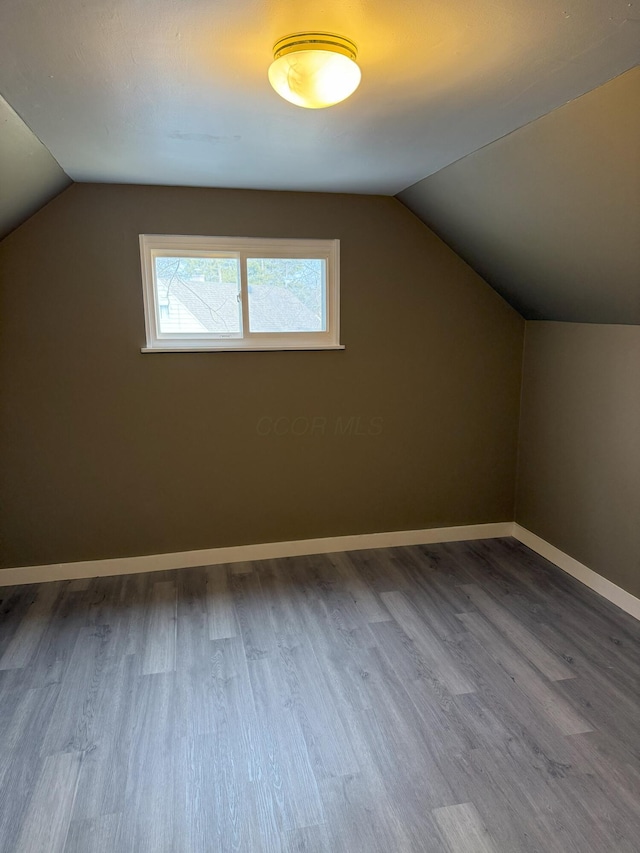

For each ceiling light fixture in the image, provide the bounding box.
[268,32,361,109]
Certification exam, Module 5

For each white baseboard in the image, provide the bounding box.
[4,521,637,623]
[513,524,640,622]
[0,521,513,587]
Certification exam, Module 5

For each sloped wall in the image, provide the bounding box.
[399,67,640,324]
[0,94,71,240]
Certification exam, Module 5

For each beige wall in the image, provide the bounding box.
[0,183,523,569]
[517,322,640,598]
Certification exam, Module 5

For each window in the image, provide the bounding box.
[139,235,341,352]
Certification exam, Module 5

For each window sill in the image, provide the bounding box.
[140,345,346,353]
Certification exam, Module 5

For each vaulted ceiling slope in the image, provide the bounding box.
[399,67,640,325]
[0,0,637,195]
[0,95,71,239]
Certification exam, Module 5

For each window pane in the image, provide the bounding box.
[247,258,326,333]
[154,256,241,335]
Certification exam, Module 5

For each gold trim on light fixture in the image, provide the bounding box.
[268,31,361,109]
[272,32,358,62]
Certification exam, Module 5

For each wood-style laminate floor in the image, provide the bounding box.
[0,537,639,852]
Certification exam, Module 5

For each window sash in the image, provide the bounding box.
[140,235,340,351]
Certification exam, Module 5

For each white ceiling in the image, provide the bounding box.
[0,0,638,195]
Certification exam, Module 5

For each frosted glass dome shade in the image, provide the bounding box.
[268,33,361,109]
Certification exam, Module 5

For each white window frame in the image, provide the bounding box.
[139,234,342,352]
